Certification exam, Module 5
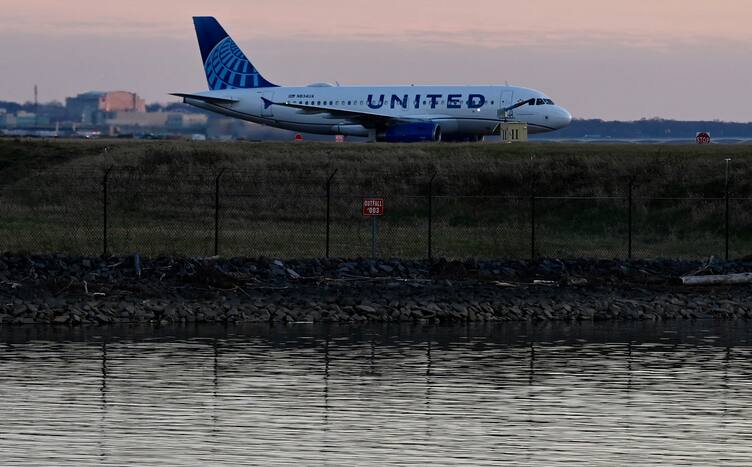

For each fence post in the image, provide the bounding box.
[528,156,537,261]
[530,184,536,260]
[325,169,338,258]
[102,167,113,257]
[214,168,226,257]
[628,177,634,260]
[427,173,436,262]
[725,158,731,260]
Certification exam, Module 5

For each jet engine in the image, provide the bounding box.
[380,123,441,143]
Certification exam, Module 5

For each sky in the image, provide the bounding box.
[1,0,751,121]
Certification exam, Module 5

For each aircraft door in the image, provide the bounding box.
[261,91,274,117]
[499,91,514,119]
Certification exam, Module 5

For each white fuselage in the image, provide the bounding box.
[184,84,572,138]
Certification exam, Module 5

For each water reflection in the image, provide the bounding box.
[2,322,752,466]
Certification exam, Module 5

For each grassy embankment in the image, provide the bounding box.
[1,138,751,259]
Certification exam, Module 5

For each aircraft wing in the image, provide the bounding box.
[171,93,239,105]
[263,98,428,127]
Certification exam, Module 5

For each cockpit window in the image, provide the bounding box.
[535,98,545,105]
[544,99,554,105]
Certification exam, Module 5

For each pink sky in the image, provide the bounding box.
[2,0,751,120]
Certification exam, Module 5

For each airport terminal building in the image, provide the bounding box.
[65,91,146,124]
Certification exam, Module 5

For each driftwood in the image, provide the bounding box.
[681,273,752,286]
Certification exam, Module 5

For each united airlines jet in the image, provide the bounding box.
[174,17,572,142]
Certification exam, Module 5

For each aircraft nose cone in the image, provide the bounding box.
[557,107,572,128]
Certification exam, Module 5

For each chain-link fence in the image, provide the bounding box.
[0,168,748,260]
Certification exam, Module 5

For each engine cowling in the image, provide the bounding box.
[442,134,485,143]
[381,123,441,143]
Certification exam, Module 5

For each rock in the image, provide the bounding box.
[355,304,377,314]
[270,266,286,277]
[379,264,394,274]
[566,277,588,286]
[96,312,111,323]
[0,254,750,325]
[286,268,301,279]
[12,304,28,317]
[579,307,596,320]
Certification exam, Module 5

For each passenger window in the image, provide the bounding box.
[348,101,351,105]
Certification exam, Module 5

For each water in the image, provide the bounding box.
[2,322,752,466]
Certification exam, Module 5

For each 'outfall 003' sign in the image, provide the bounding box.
[362,198,384,217]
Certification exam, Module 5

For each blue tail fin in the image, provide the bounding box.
[193,16,277,90]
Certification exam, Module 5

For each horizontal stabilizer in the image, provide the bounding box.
[171,93,238,105]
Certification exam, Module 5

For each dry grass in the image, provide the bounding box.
[1,138,752,259]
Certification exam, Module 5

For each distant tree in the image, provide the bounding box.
[0,101,22,114]
[536,119,752,139]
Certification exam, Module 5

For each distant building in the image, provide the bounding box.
[106,111,169,128]
[66,91,146,124]
[0,110,51,129]
[166,113,209,130]
[106,111,208,132]
[15,111,50,127]
[0,109,10,128]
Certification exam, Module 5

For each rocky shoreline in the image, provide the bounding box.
[1,254,752,326]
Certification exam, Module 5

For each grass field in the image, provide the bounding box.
[1,138,751,259]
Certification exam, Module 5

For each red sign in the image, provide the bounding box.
[696,132,711,144]
[362,198,384,217]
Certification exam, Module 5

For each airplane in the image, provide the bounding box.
[174,16,572,142]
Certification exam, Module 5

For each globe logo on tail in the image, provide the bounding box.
[204,37,262,90]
